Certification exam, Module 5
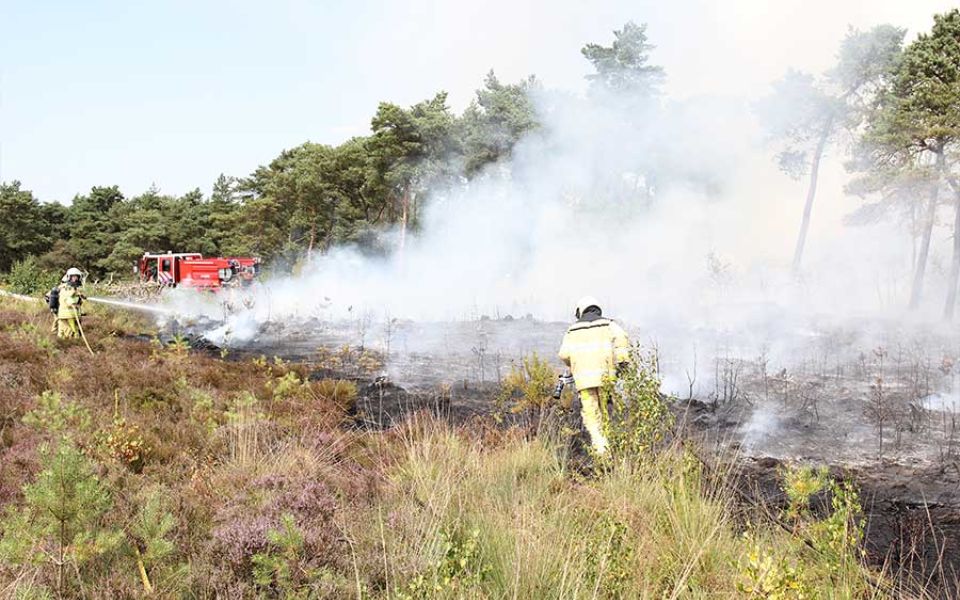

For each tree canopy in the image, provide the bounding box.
[1,70,541,279]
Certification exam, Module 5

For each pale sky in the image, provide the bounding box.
[1,0,955,203]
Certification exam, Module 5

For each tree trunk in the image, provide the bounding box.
[909,151,944,310]
[398,187,410,253]
[944,182,960,319]
[910,200,918,273]
[791,117,834,273]
[307,220,316,258]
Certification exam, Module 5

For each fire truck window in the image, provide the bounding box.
[162,259,171,271]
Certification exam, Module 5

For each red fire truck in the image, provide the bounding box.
[136,252,261,290]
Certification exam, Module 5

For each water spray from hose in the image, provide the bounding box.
[85,296,174,315]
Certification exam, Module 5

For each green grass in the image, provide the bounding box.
[361,418,882,599]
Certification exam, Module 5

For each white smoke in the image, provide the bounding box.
[186,88,921,333]
[156,10,958,408]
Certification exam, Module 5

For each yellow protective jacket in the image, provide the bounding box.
[57,283,85,319]
[558,317,631,389]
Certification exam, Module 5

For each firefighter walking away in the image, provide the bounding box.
[56,268,86,339]
[558,296,630,456]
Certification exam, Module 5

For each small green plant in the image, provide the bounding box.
[496,353,557,414]
[585,514,635,596]
[23,391,91,436]
[13,317,60,358]
[269,370,305,401]
[603,346,674,458]
[148,335,165,361]
[129,488,188,595]
[810,481,865,572]
[252,514,312,599]
[397,528,488,598]
[13,321,59,356]
[737,543,808,599]
[778,465,867,582]
[168,334,191,358]
[189,389,220,432]
[0,442,122,597]
[781,464,829,522]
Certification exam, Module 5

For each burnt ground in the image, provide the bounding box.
[160,314,960,595]
[682,397,960,596]
[737,454,960,596]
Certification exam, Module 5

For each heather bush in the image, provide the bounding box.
[93,416,151,472]
[0,429,43,504]
[209,472,348,594]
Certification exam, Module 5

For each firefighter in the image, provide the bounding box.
[56,268,86,339]
[558,296,631,456]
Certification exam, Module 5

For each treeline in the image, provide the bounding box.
[1,22,671,285]
[0,71,538,279]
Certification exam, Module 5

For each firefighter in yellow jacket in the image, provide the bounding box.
[57,268,86,339]
[558,296,631,455]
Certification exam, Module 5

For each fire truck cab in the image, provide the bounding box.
[137,252,260,290]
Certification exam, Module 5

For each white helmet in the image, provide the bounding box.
[65,267,83,277]
[575,296,602,319]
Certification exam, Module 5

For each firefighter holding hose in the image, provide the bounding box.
[557,296,631,456]
[56,267,86,339]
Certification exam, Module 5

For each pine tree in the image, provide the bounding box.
[0,442,121,596]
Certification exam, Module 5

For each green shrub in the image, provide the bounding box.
[737,543,808,598]
[22,390,91,437]
[781,464,829,521]
[496,353,557,414]
[269,370,305,401]
[778,464,869,589]
[313,378,358,409]
[93,417,150,472]
[603,345,674,458]
[12,322,58,357]
[397,527,489,599]
[584,514,634,596]
[4,256,61,295]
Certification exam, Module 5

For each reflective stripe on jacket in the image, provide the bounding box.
[57,284,84,319]
[557,318,630,389]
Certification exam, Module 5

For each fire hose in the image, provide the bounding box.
[73,305,95,356]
